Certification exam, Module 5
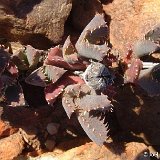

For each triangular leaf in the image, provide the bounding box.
[137,64,160,96]
[76,95,112,112]
[25,66,46,87]
[46,75,84,106]
[62,36,78,64]
[133,40,159,58]
[78,111,109,145]
[44,65,67,83]
[75,14,110,61]
[25,45,42,68]
[145,23,160,43]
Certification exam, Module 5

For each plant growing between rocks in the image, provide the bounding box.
[0,14,160,147]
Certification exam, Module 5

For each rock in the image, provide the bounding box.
[28,139,149,160]
[0,120,18,138]
[25,0,72,43]
[103,0,160,55]
[55,142,149,160]
[46,123,60,135]
[28,154,58,160]
[0,0,72,47]
[70,0,103,30]
[0,131,25,160]
[45,139,56,151]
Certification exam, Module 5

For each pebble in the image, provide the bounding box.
[45,139,56,151]
[46,123,60,135]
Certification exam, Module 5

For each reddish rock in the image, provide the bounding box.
[0,120,18,138]
[0,131,25,160]
[103,0,160,56]
[55,142,148,160]
[0,0,72,46]
[27,139,149,160]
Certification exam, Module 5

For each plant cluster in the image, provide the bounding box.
[0,14,160,145]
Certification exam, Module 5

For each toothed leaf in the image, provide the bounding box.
[45,83,64,106]
[62,36,78,64]
[62,84,96,118]
[76,42,110,61]
[46,75,84,107]
[80,14,108,36]
[145,24,160,43]
[62,84,82,118]
[78,111,109,145]
[25,66,46,87]
[44,65,67,83]
[75,14,110,61]
[25,45,42,68]
[45,48,86,71]
[133,40,159,58]
[12,49,29,70]
[76,95,112,112]
[62,94,76,118]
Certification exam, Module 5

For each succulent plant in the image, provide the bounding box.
[123,23,160,96]
[25,14,117,145]
[0,48,27,106]
[2,14,160,146]
[12,45,45,70]
[62,83,111,145]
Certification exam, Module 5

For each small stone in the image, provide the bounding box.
[47,123,60,135]
[45,139,56,151]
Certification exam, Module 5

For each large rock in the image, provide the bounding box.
[27,139,149,160]
[55,141,149,160]
[0,0,72,46]
[103,0,160,55]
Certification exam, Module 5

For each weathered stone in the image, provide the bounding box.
[0,120,18,138]
[70,0,103,30]
[0,131,25,160]
[27,139,149,160]
[26,0,72,43]
[0,0,72,45]
[45,139,56,151]
[103,0,160,55]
